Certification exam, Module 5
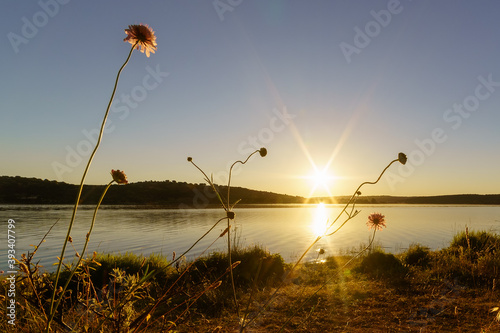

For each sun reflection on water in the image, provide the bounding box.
[311,202,329,237]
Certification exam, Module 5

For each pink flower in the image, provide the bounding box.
[111,169,128,184]
[124,24,157,57]
[367,213,386,230]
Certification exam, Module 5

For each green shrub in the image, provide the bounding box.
[449,230,500,258]
[355,250,407,280]
[88,252,173,289]
[401,244,431,268]
[191,245,285,289]
[431,231,500,287]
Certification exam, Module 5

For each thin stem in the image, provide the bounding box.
[53,181,114,321]
[325,159,398,234]
[168,217,226,268]
[189,160,228,211]
[188,150,263,328]
[47,41,138,332]
[227,149,260,209]
[225,150,259,322]
[227,217,240,318]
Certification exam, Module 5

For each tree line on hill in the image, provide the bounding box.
[1,176,499,207]
[0,176,304,207]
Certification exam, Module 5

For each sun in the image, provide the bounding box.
[306,166,337,198]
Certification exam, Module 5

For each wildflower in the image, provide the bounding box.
[367,213,386,230]
[259,147,267,157]
[398,152,407,165]
[124,24,157,57]
[111,169,128,184]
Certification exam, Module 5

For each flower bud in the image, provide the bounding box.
[259,147,267,157]
[219,226,230,238]
[398,152,407,165]
[225,261,241,273]
[209,280,222,290]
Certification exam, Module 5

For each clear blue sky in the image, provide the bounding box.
[2,0,499,198]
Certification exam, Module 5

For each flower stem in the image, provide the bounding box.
[226,150,260,320]
[52,180,114,322]
[46,42,138,332]
[227,149,260,209]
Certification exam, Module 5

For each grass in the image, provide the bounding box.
[2,231,500,332]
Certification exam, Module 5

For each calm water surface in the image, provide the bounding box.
[1,204,499,272]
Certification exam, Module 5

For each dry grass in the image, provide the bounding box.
[2,235,500,332]
[173,274,500,332]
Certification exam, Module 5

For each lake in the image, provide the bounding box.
[1,204,499,273]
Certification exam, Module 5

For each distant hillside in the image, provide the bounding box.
[312,194,500,205]
[0,176,305,207]
[1,176,499,207]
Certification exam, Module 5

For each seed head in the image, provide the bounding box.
[209,281,223,290]
[398,152,407,165]
[225,261,241,273]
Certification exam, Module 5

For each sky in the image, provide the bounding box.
[1,0,500,199]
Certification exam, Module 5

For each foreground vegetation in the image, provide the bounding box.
[3,22,496,332]
[2,230,499,332]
